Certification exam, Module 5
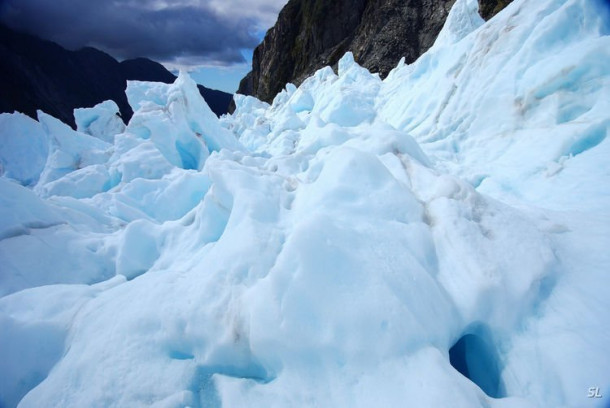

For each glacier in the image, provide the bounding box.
[0,0,609,407]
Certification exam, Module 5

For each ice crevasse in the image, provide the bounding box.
[0,0,609,407]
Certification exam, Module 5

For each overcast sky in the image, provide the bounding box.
[0,0,289,92]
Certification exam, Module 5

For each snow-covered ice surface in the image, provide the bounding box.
[1,0,609,406]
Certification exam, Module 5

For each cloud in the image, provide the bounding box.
[0,0,288,66]
[207,0,289,30]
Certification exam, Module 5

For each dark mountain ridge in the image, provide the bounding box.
[0,24,233,128]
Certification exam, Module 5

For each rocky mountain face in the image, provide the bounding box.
[478,0,513,20]
[236,0,512,104]
[0,25,232,128]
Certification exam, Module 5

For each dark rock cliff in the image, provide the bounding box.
[479,0,514,21]
[0,25,233,128]
[236,0,513,104]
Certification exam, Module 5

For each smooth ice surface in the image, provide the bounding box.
[0,0,609,407]
[0,113,48,186]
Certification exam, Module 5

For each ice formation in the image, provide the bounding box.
[1,0,609,407]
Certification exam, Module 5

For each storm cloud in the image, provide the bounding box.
[0,0,288,66]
